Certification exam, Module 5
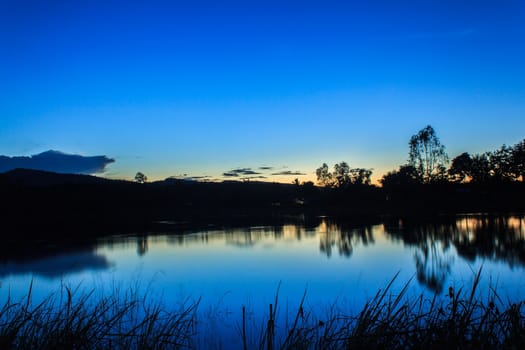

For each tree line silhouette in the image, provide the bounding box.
[313,125,525,216]
[316,125,525,188]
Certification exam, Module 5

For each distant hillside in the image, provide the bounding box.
[1,168,118,187]
[1,168,524,240]
[0,168,323,238]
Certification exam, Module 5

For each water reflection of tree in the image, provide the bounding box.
[137,236,148,256]
[413,236,453,294]
[453,215,525,267]
[386,221,455,293]
[384,215,525,293]
[319,220,375,258]
[160,225,316,248]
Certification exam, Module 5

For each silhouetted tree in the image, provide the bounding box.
[134,172,148,184]
[334,162,351,188]
[469,153,491,183]
[349,168,373,185]
[316,163,334,187]
[488,145,514,181]
[317,162,373,188]
[380,165,420,188]
[448,152,473,183]
[451,142,525,183]
[409,125,448,183]
[512,139,525,181]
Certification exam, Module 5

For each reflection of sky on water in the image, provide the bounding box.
[1,215,525,346]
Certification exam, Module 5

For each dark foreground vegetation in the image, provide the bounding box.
[1,270,524,349]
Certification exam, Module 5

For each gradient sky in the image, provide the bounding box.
[1,0,524,183]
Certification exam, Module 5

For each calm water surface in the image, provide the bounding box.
[1,214,525,345]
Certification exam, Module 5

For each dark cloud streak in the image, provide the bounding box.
[223,172,240,177]
[271,170,306,176]
[222,168,261,177]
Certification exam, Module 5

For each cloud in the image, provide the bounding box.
[180,175,211,182]
[223,172,240,177]
[222,168,261,177]
[0,150,115,174]
[167,175,210,180]
[222,166,305,178]
[240,175,267,180]
[271,170,306,176]
[187,175,211,180]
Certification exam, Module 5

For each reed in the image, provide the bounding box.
[256,268,525,349]
[1,268,524,349]
[0,282,199,349]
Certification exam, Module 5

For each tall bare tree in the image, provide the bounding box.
[409,125,448,183]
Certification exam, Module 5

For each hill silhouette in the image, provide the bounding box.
[2,168,119,186]
[1,168,524,240]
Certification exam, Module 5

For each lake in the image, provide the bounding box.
[1,213,525,347]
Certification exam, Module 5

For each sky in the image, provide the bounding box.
[1,0,524,183]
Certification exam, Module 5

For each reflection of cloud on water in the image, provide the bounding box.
[0,251,113,279]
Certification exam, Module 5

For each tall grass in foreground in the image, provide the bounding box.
[256,269,525,350]
[1,269,525,349]
[0,281,198,349]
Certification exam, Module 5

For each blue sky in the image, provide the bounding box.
[1,0,524,182]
